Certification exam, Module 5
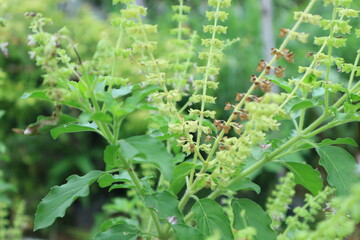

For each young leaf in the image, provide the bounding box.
[232,199,276,240]
[172,224,205,240]
[109,183,134,191]
[144,191,183,222]
[125,85,162,107]
[282,162,323,195]
[228,179,261,194]
[79,112,112,123]
[97,172,132,188]
[50,122,99,140]
[318,138,358,147]
[34,170,103,231]
[191,199,233,239]
[266,75,292,92]
[285,97,320,118]
[94,223,140,240]
[21,90,51,101]
[17,114,76,135]
[316,146,357,195]
[312,87,325,98]
[303,73,317,84]
[291,99,319,112]
[104,145,120,170]
[298,137,358,151]
[169,162,196,195]
[111,85,135,98]
[100,217,138,232]
[120,135,174,180]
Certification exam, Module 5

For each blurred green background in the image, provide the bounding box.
[0,0,359,239]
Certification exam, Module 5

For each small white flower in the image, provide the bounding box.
[24,128,32,135]
[0,42,9,57]
[27,35,36,46]
[259,143,271,150]
[28,51,36,60]
[166,216,177,225]
[50,35,58,46]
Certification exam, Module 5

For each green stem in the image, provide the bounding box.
[107,27,124,93]
[348,50,360,91]
[126,167,164,238]
[80,65,114,142]
[324,5,338,111]
[279,42,327,110]
[173,0,185,88]
[298,89,308,131]
[189,1,221,184]
[113,117,123,143]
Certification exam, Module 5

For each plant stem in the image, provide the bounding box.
[298,89,308,131]
[189,1,221,184]
[348,50,360,91]
[126,167,164,238]
[324,5,338,111]
[107,27,124,93]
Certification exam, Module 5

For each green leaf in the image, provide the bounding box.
[344,96,360,113]
[109,183,134,191]
[266,75,292,92]
[21,90,51,101]
[111,85,135,98]
[232,199,276,240]
[281,152,305,163]
[144,191,183,222]
[228,179,261,194]
[172,224,205,240]
[0,110,5,119]
[312,87,325,98]
[316,146,357,195]
[50,123,99,139]
[97,172,132,188]
[79,112,112,123]
[34,170,103,230]
[104,145,120,170]
[284,97,317,118]
[191,199,233,240]
[20,114,77,135]
[282,162,323,195]
[169,162,196,195]
[94,224,140,240]
[349,93,360,101]
[100,217,138,232]
[0,182,16,192]
[319,138,358,147]
[125,85,162,107]
[291,99,319,112]
[120,135,174,180]
[294,138,358,151]
[304,73,317,84]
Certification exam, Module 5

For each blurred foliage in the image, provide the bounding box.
[0,0,359,239]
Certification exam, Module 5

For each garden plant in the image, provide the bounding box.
[2,0,360,239]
